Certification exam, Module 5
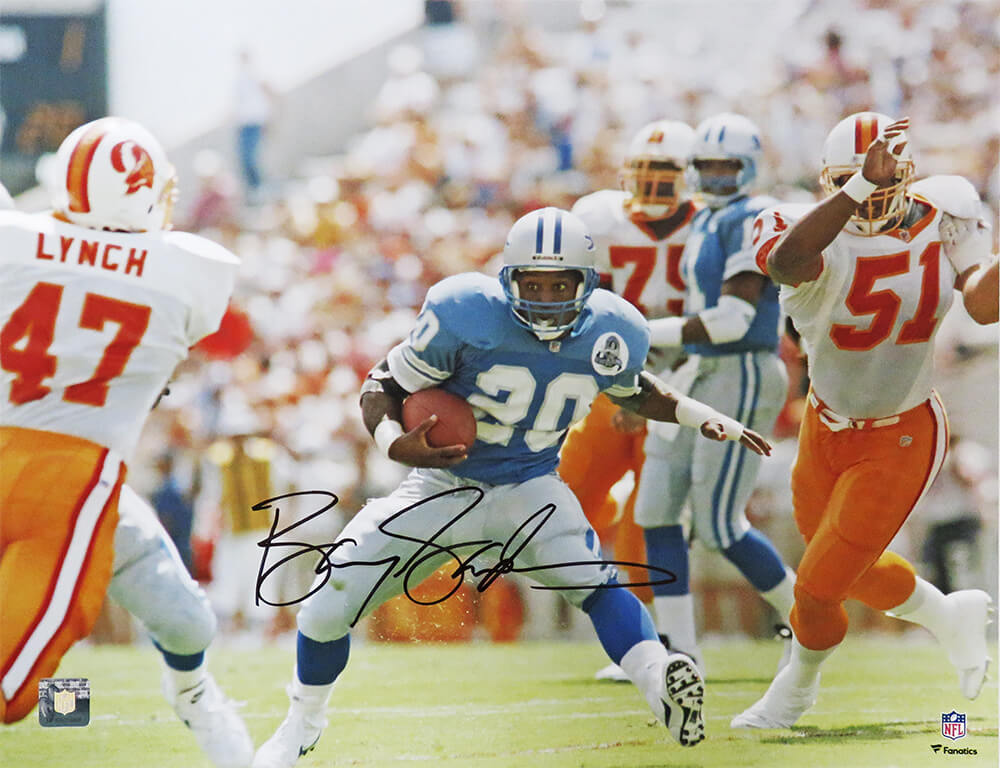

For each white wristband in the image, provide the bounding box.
[373,417,404,458]
[648,316,685,347]
[840,172,878,204]
[674,396,745,441]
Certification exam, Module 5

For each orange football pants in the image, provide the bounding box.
[558,394,651,603]
[789,393,948,651]
[0,427,124,723]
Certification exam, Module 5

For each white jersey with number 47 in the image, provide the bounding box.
[752,176,985,419]
[0,210,238,459]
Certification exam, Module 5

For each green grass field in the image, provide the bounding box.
[2,636,996,768]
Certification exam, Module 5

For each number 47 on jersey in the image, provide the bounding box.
[1,282,151,406]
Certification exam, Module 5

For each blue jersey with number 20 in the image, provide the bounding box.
[386,272,650,485]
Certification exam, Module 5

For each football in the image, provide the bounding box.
[401,388,477,449]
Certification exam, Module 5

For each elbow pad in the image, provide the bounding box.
[360,360,410,401]
[648,316,685,347]
[699,295,757,344]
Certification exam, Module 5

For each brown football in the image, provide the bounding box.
[401,388,477,449]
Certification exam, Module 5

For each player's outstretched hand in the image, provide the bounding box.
[861,117,909,187]
[699,421,772,456]
[389,415,468,468]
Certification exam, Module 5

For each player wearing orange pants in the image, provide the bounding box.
[1,118,238,732]
[0,427,124,723]
[733,112,995,730]
[558,393,650,603]
[788,392,942,650]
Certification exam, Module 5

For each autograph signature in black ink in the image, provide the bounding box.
[254,489,676,628]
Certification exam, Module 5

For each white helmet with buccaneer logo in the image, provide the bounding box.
[53,116,177,232]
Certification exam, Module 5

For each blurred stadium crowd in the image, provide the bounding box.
[112,0,997,644]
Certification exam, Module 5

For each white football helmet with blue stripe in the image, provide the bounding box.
[689,113,763,208]
[500,207,599,340]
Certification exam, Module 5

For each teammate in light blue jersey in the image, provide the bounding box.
[254,207,773,767]
[682,195,782,357]
[639,114,796,672]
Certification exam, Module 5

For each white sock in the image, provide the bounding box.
[760,567,796,621]
[785,639,833,688]
[886,577,950,638]
[164,662,207,694]
[620,639,670,707]
[290,669,334,715]
[652,594,699,657]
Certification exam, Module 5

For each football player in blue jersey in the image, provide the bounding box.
[253,207,772,767]
[637,114,796,671]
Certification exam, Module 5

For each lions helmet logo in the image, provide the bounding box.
[110,140,155,195]
[591,332,628,376]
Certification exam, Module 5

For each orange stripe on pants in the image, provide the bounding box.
[558,394,651,602]
[0,427,124,723]
[789,395,946,650]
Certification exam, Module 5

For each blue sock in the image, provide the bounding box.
[582,582,658,664]
[154,641,204,671]
[644,525,689,597]
[296,632,350,686]
[722,529,787,592]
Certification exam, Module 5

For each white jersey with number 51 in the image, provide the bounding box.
[752,175,985,418]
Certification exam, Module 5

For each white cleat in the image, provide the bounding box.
[594,662,631,682]
[730,667,818,729]
[166,675,254,768]
[659,653,705,747]
[253,706,326,768]
[941,590,993,700]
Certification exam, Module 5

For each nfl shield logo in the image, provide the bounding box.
[941,711,966,740]
[53,689,76,715]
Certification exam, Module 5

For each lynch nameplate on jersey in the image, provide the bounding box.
[38,677,90,727]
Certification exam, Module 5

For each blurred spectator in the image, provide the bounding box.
[150,452,199,574]
[199,400,296,639]
[806,29,871,114]
[234,49,276,204]
[918,435,994,594]
[184,149,241,238]
[128,0,997,643]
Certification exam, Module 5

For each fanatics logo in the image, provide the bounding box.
[930,742,979,756]
[941,711,966,740]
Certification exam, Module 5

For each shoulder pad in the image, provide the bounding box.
[761,201,814,224]
[0,209,39,229]
[586,289,649,346]
[910,176,983,220]
[164,230,242,266]
[715,195,775,229]
[746,194,779,214]
[423,272,509,349]
[571,190,626,237]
